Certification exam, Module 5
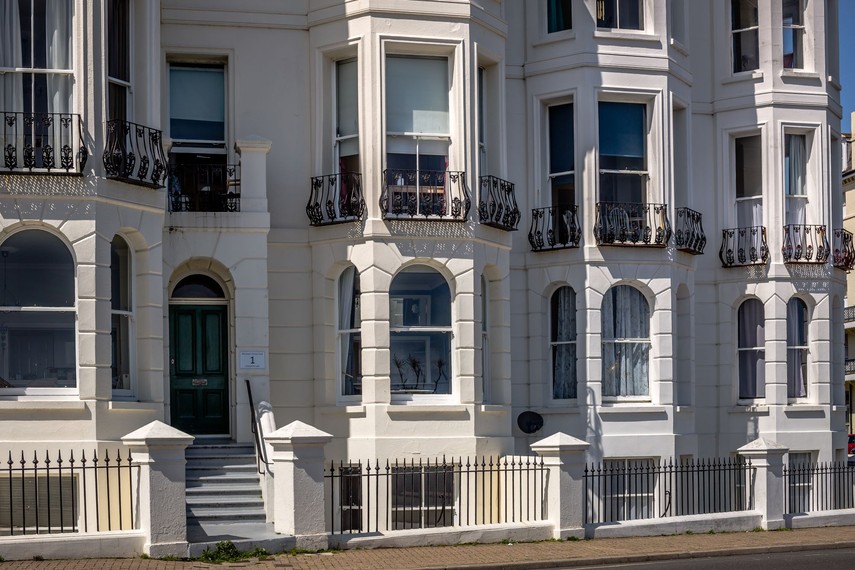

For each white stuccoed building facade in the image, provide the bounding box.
[0,0,849,487]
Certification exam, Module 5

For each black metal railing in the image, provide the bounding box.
[244,379,272,475]
[782,224,829,264]
[584,458,755,525]
[1,449,138,536]
[674,207,706,255]
[2,112,87,174]
[103,119,167,188]
[307,172,365,226]
[845,307,855,322]
[380,170,470,221]
[720,226,769,267]
[326,455,546,534]
[833,229,855,271]
[478,175,520,231]
[784,462,855,514]
[528,206,582,251]
[168,164,240,212]
[593,202,672,247]
[846,359,855,375]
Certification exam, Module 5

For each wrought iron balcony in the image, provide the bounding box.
[478,175,520,231]
[103,119,167,188]
[168,164,240,213]
[529,206,581,252]
[674,207,706,255]
[594,202,671,247]
[844,306,855,322]
[380,170,470,221]
[719,226,769,267]
[833,229,855,271]
[782,224,829,264]
[846,359,855,375]
[2,111,87,174]
[306,172,365,226]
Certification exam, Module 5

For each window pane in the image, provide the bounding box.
[732,0,759,29]
[108,0,130,82]
[170,66,225,141]
[602,286,649,341]
[337,59,358,138]
[738,299,765,348]
[735,135,762,198]
[548,0,573,33]
[111,236,131,312]
[172,275,225,299]
[551,286,576,342]
[599,171,645,203]
[1,230,74,308]
[786,298,807,346]
[602,341,649,396]
[618,0,642,29]
[597,0,617,27]
[738,349,765,399]
[390,331,451,394]
[390,267,451,327]
[599,102,645,168]
[784,134,807,196]
[112,313,130,390]
[671,0,686,44]
[733,29,759,72]
[553,343,576,399]
[549,103,574,175]
[601,286,649,397]
[386,56,449,134]
[341,332,361,396]
[0,311,76,389]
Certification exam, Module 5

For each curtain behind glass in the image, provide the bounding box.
[0,0,23,112]
[551,286,576,399]
[736,135,763,227]
[786,298,807,398]
[336,59,358,156]
[785,134,807,225]
[738,299,765,399]
[602,286,650,396]
[45,0,72,113]
[170,67,226,141]
[548,0,572,33]
[339,267,360,396]
[386,56,449,134]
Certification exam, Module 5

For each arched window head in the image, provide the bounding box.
[172,274,225,299]
[389,266,452,395]
[551,286,577,399]
[0,230,76,391]
[738,299,765,400]
[602,285,649,397]
[786,298,808,399]
[338,267,361,397]
[111,236,132,392]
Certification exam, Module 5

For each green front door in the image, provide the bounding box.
[169,305,229,434]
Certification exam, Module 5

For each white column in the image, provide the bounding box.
[738,437,789,530]
[265,420,333,549]
[235,136,272,213]
[121,421,194,557]
[531,432,590,539]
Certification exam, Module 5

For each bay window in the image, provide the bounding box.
[784,133,807,225]
[738,299,765,400]
[735,135,763,228]
[786,298,808,399]
[602,285,649,398]
[0,230,76,392]
[111,236,132,393]
[390,267,451,396]
[782,0,805,70]
[599,102,646,204]
[732,0,759,73]
[551,286,577,399]
[339,267,361,397]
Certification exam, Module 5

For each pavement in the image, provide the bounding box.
[2,525,855,569]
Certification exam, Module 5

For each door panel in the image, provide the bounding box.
[170,305,229,434]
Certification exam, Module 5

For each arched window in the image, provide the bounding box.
[172,274,225,299]
[738,299,765,399]
[0,230,75,391]
[787,297,808,399]
[111,236,132,393]
[551,286,576,399]
[338,267,361,396]
[602,285,649,397]
[389,266,451,395]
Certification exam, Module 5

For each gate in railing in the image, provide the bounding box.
[326,455,546,534]
[584,458,755,524]
[784,462,855,514]
[1,449,138,536]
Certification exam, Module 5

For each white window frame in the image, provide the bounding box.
[547,100,576,207]
[111,235,135,398]
[731,0,760,74]
[337,266,361,401]
[782,0,806,70]
[596,0,644,30]
[737,299,765,402]
[601,285,651,401]
[550,286,577,401]
[597,97,652,205]
[334,57,359,173]
[107,0,133,122]
[480,275,490,404]
[786,297,809,401]
[733,132,764,228]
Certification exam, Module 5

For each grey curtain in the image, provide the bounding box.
[785,134,807,225]
[738,299,765,399]
[339,267,359,395]
[602,286,650,397]
[0,0,23,113]
[45,0,73,114]
[786,298,807,398]
[551,286,576,399]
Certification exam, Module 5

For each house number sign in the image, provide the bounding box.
[239,351,267,370]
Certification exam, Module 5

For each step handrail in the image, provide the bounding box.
[245,379,273,474]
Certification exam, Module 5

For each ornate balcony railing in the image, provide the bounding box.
[307,172,365,226]
[103,119,167,188]
[719,226,769,267]
[380,170,470,221]
[168,163,240,212]
[782,224,829,264]
[478,175,520,231]
[1,112,87,174]
[846,359,855,375]
[674,207,706,255]
[594,202,671,247]
[833,229,855,271]
[844,306,855,322]
[528,206,581,252]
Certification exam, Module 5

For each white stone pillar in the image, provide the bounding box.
[235,136,272,213]
[121,421,194,557]
[738,437,789,530]
[531,432,590,539]
[265,421,333,549]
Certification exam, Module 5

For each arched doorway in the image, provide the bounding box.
[169,274,230,435]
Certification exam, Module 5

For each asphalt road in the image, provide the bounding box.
[577,546,855,569]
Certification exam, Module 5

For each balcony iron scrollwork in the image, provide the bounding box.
[594,202,671,247]
[380,170,470,221]
[2,111,88,174]
[781,224,829,264]
[478,175,520,231]
[528,206,581,252]
[168,164,241,212]
[103,119,167,188]
[674,207,706,255]
[833,228,855,271]
[306,172,365,226]
[719,226,769,267]
[844,306,855,322]
[846,359,855,375]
